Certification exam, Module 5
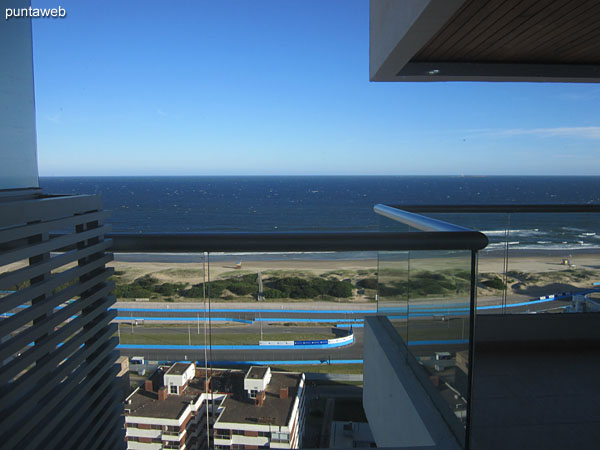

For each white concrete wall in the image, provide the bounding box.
[126,442,161,450]
[0,0,39,189]
[244,367,271,392]
[363,316,460,449]
[164,363,195,389]
[126,429,161,439]
[125,416,179,427]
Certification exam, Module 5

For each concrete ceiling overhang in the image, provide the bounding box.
[370,0,600,82]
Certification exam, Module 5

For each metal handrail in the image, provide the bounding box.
[389,204,600,213]
[107,230,489,252]
[374,204,474,232]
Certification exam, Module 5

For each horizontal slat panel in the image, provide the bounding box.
[0,210,109,245]
[2,333,118,442]
[94,411,125,450]
[58,383,123,450]
[0,194,102,228]
[0,295,115,381]
[0,255,113,315]
[0,239,112,291]
[0,268,113,335]
[94,412,125,450]
[0,224,110,267]
[0,284,114,361]
[0,193,121,449]
[0,318,117,407]
[24,351,119,450]
[16,350,119,450]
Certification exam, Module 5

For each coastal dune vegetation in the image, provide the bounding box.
[106,258,600,303]
[112,271,361,302]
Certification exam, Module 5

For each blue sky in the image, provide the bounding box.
[32,0,600,176]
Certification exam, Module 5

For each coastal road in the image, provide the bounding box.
[113,301,374,323]
[118,327,365,363]
[112,293,583,364]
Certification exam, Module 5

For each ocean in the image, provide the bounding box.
[39,176,600,254]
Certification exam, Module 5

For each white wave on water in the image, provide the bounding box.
[483,242,600,251]
[482,228,546,237]
[562,227,587,232]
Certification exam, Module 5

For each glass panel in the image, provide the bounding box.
[427,212,511,313]
[112,249,375,448]
[504,212,600,314]
[406,249,471,436]
[376,251,409,342]
[114,250,376,361]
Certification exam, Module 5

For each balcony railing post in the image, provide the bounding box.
[465,249,479,450]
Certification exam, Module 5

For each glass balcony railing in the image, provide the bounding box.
[374,203,600,448]
[391,205,600,315]
[374,205,484,447]
[107,209,488,450]
[9,204,594,449]
[111,249,377,365]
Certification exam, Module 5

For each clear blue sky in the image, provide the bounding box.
[32,0,600,176]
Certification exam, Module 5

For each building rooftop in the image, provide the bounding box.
[125,366,297,423]
[217,371,301,426]
[246,366,268,380]
[126,379,206,420]
[165,362,193,376]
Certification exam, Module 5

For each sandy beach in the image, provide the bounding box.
[3,252,597,306]
[107,252,600,281]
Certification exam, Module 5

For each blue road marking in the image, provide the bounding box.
[203,359,364,365]
[254,317,364,323]
[116,307,377,314]
[118,339,352,351]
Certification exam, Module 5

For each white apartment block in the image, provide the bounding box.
[213,367,306,450]
[124,363,305,450]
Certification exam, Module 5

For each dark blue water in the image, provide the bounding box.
[39,176,600,251]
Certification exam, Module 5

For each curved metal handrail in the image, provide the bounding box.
[388,204,600,213]
[374,204,476,232]
[107,230,489,252]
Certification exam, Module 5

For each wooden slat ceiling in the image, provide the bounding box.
[414,0,600,65]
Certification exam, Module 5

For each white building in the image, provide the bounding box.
[213,367,306,450]
[124,363,305,450]
[124,362,224,450]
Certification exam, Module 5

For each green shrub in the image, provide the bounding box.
[113,284,153,298]
[265,277,352,298]
[264,288,285,299]
[153,282,186,296]
[134,275,159,289]
[482,277,505,290]
[357,278,378,289]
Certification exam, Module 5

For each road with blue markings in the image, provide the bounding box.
[112,291,593,362]
[6,290,593,363]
